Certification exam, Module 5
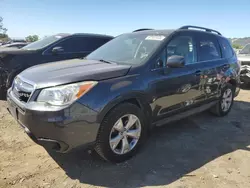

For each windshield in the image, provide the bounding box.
[86,33,167,65]
[22,35,64,50]
[239,43,250,54]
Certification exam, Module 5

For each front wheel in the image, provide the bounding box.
[210,83,235,116]
[95,103,148,163]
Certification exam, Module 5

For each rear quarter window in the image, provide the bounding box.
[219,38,234,58]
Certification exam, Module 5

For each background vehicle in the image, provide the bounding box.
[0,33,114,99]
[7,26,240,163]
[237,43,250,85]
[0,42,28,49]
[1,38,26,46]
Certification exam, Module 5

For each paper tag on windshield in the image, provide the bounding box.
[145,35,165,41]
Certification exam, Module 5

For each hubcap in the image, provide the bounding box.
[221,88,233,112]
[109,114,141,155]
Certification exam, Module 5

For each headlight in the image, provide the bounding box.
[37,81,97,106]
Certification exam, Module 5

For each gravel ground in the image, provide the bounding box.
[0,89,250,188]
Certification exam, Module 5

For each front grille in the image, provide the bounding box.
[241,61,250,65]
[12,77,34,103]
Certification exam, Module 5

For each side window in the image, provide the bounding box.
[219,38,234,58]
[166,35,195,65]
[198,36,221,61]
[54,37,110,53]
[87,37,111,51]
[57,37,87,53]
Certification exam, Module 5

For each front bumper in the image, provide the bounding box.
[6,89,100,152]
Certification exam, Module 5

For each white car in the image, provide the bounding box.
[238,43,250,84]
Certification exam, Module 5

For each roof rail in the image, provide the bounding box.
[133,28,154,32]
[179,25,222,36]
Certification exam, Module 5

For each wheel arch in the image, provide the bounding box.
[97,93,152,126]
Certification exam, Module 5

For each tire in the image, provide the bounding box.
[95,103,148,163]
[210,83,235,117]
[0,86,7,100]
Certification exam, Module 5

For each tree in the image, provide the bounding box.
[232,43,243,49]
[0,16,8,41]
[26,35,39,42]
[0,16,7,34]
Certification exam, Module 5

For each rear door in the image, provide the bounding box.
[217,37,239,82]
[195,33,224,100]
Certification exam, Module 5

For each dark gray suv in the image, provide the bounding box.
[7,26,241,163]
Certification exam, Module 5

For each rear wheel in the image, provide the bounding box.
[210,83,234,116]
[95,103,147,163]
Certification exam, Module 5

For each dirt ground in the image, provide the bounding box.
[0,89,250,188]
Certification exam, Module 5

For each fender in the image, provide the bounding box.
[96,91,153,125]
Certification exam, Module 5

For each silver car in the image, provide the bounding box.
[238,43,250,84]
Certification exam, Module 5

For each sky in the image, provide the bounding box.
[1,0,250,39]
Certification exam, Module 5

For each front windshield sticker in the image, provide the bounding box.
[55,36,62,39]
[145,35,165,41]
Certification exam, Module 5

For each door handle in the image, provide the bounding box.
[195,70,201,76]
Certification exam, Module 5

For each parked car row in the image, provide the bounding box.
[5,26,241,162]
[0,38,27,45]
[0,42,29,49]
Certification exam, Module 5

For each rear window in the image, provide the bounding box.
[219,38,234,58]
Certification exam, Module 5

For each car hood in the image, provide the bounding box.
[19,59,131,89]
[0,47,36,55]
[238,54,250,61]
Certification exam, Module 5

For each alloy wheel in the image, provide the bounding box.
[109,114,141,155]
[221,88,233,112]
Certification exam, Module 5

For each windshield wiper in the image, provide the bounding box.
[98,59,116,64]
[79,57,87,59]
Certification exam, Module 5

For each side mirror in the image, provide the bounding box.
[52,46,64,54]
[166,55,185,68]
